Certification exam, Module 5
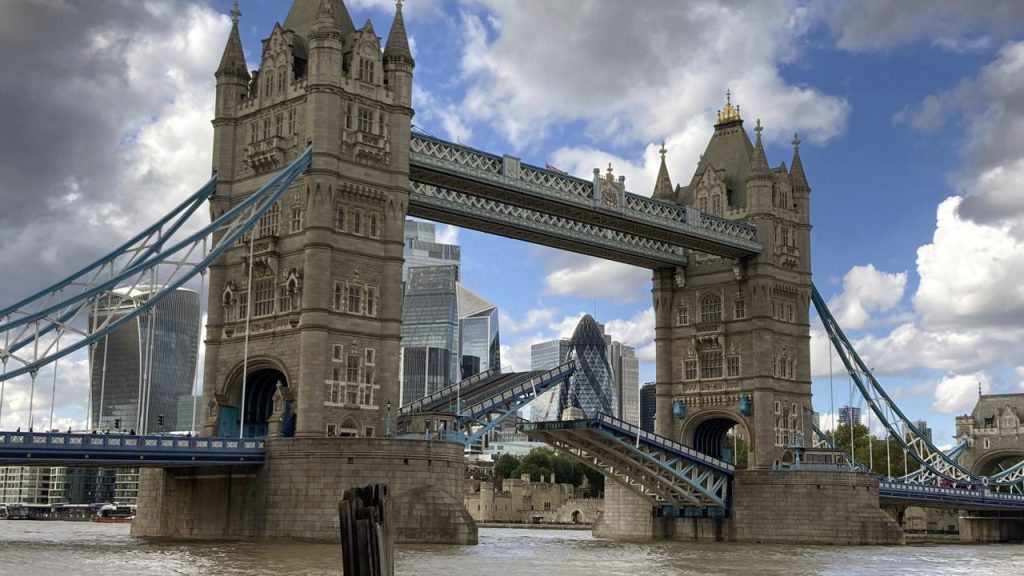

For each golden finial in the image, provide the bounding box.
[231,0,241,23]
[606,163,615,183]
[716,89,742,124]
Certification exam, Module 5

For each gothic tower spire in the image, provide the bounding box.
[384,0,414,63]
[789,132,810,192]
[384,0,414,108]
[652,141,675,202]
[216,0,249,79]
[747,118,771,180]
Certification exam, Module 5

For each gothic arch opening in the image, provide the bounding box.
[685,413,749,468]
[973,450,1024,478]
[219,359,289,438]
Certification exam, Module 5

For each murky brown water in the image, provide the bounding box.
[1,521,1022,575]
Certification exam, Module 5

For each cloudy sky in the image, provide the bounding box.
[1,0,1023,446]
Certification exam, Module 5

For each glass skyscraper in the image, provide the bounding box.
[89,287,201,433]
[560,315,616,417]
[400,220,501,405]
[529,339,571,421]
[640,382,657,433]
[610,341,639,425]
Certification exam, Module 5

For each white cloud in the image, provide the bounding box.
[457,0,848,150]
[434,224,460,245]
[500,307,557,334]
[605,308,656,362]
[932,372,991,414]
[544,258,651,303]
[825,0,1024,52]
[828,264,907,330]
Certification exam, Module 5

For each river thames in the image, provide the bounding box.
[1,522,1022,575]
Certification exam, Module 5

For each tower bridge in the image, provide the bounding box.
[1,0,1023,545]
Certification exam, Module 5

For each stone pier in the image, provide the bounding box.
[133,437,477,544]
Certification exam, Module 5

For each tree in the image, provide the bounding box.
[826,422,921,478]
[501,447,605,497]
[493,453,520,480]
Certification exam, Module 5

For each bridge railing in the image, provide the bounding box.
[0,431,265,453]
[399,366,502,416]
[460,362,574,419]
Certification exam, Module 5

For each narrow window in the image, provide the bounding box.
[333,344,344,362]
[275,113,283,137]
[290,206,303,233]
[699,294,722,323]
[347,284,363,315]
[333,281,345,312]
[335,206,346,232]
[364,348,376,366]
[700,351,723,379]
[368,212,380,238]
[734,299,746,320]
[683,360,697,381]
[677,305,689,326]
[727,355,741,378]
[252,279,275,318]
[358,108,374,133]
[346,354,360,385]
[365,286,377,317]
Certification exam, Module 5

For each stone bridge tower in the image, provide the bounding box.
[652,94,813,469]
[202,0,413,439]
[956,393,1024,475]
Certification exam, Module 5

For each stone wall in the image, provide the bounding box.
[133,437,477,544]
[592,483,658,541]
[729,470,904,545]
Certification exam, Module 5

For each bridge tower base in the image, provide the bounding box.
[132,438,477,544]
[958,512,1024,543]
[593,472,904,545]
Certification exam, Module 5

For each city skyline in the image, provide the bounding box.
[0,1,1021,450]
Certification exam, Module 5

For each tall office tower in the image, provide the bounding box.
[47,468,116,505]
[609,341,639,425]
[89,287,201,433]
[639,382,656,432]
[905,420,932,443]
[176,395,202,433]
[403,220,460,282]
[838,405,862,426]
[529,338,571,421]
[457,286,500,379]
[401,265,460,405]
[0,467,50,504]
[560,315,616,417]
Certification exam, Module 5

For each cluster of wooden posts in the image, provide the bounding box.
[339,484,393,576]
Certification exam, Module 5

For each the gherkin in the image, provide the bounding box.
[559,315,616,418]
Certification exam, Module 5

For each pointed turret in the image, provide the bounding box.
[746,119,771,182]
[311,0,338,34]
[384,0,414,108]
[216,1,249,79]
[384,0,414,63]
[285,0,354,39]
[652,141,675,202]
[789,132,810,192]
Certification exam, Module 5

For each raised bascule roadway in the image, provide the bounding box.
[0,0,1022,545]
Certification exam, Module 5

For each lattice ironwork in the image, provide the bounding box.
[410,182,687,266]
[522,414,733,509]
[0,148,312,382]
[519,164,592,199]
[409,134,502,174]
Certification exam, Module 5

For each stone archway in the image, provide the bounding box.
[972,449,1024,478]
[571,510,582,524]
[681,410,750,466]
[218,358,290,438]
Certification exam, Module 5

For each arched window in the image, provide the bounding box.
[698,196,708,211]
[711,194,721,215]
[699,293,722,323]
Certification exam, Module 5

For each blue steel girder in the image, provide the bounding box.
[521,415,733,509]
[0,148,312,381]
[459,365,574,447]
[0,431,265,467]
[878,481,1024,511]
[409,182,687,269]
[399,367,501,416]
[408,133,762,262]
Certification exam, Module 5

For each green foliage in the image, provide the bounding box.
[725,432,749,469]
[826,422,921,478]
[492,448,604,496]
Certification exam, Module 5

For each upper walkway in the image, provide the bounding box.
[408,133,762,269]
[0,430,265,467]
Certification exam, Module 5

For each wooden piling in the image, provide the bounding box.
[339,484,393,576]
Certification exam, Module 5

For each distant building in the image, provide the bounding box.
[529,339,571,421]
[640,382,656,432]
[176,395,202,433]
[838,405,861,426]
[89,286,201,433]
[401,265,460,405]
[403,220,460,283]
[458,286,500,379]
[905,419,932,443]
[47,467,116,505]
[609,341,639,425]
[560,315,616,418]
[0,467,50,504]
[464,474,602,525]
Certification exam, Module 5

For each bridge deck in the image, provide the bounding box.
[522,414,733,510]
[0,431,265,467]
[879,481,1024,511]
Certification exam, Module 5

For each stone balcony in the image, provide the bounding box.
[246,136,286,173]
[778,244,799,268]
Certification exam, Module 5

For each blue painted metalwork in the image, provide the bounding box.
[0,148,311,381]
[672,399,686,420]
[0,430,264,467]
[521,413,734,509]
[878,481,1024,511]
